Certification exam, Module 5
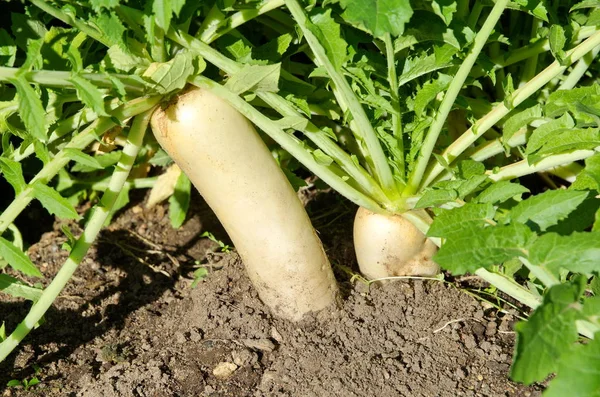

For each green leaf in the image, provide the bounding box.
[549,25,567,63]
[572,153,600,190]
[545,85,600,118]
[510,190,589,232]
[533,128,600,159]
[434,223,534,275]
[92,11,126,48]
[476,181,530,204]
[9,76,47,142]
[526,113,574,156]
[428,203,495,238]
[0,28,17,67]
[570,0,600,11]
[225,63,281,95]
[0,237,42,277]
[33,140,51,165]
[70,74,109,117]
[63,148,103,170]
[398,46,456,87]
[0,274,42,301]
[413,74,451,117]
[0,158,26,195]
[72,151,122,172]
[431,0,457,25]
[511,280,585,385]
[309,9,348,70]
[90,0,120,11]
[153,0,172,31]
[502,105,542,152]
[105,45,150,73]
[529,232,600,274]
[253,34,293,63]
[545,335,600,397]
[32,182,80,220]
[339,0,414,37]
[169,172,191,228]
[414,188,458,208]
[144,52,195,94]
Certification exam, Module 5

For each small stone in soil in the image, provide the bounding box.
[212,362,238,379]
[242,338,276,352]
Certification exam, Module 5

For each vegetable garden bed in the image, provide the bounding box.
[0,191,542,396]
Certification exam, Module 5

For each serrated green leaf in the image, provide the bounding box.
[64,148,103,170]
[533,128,600,159]
[33,140,50,165]
[169,172,190,228]
[153,0,172,31]
[0,157,26,194]
[528,231,600,274]
[339,0,413,37]
[476,181,530,204]
[545,85,600,118]
[0,28,17,67]
[413,74,451,117]
[225,63,281,95]
[545,335,600,397]
[144,52,195,94]
[510,190,589,232]
[549,25,567,63]
[70,74,109,117]
[428,203,495,238]
[11,13,46,51]
[309,9,348,70]
[399,45,456,87]
[253,34,293,63]
[415,188,458,208]
[71,151,122,172]
[511,280,585,384]
[570,0,600,11]
[434,223,534,274]
[431,0,457,25]
[0,274,42,301]
[105,45,150,73]
[32,182,80,220]
[9,76,47,142]
[0,237,42,277]
[90,0,120,11]
[526,113,575,156]
[92,11,126,48]
[503,105,542,152]
[576,153,600,189]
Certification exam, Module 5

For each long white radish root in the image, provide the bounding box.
[353,207,439,280]
[151,87,338,321]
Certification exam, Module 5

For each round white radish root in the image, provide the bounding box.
[151,86,338,321]
[353,207,439,280]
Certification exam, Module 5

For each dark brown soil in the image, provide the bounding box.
[0,191,542,397]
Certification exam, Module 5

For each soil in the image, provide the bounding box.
[0,190,543,397]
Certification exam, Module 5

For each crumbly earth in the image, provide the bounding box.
[0,191,543,397]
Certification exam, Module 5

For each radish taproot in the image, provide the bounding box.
[150,86,338,321]
[353,208,439,280]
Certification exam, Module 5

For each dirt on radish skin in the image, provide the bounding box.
[0,193,542,397]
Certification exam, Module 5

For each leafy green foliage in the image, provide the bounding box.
[434,223,534,274]
[0,238,42,278]
[339,0,413,37]
[511,279,585,384]
[509,190,589,232]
